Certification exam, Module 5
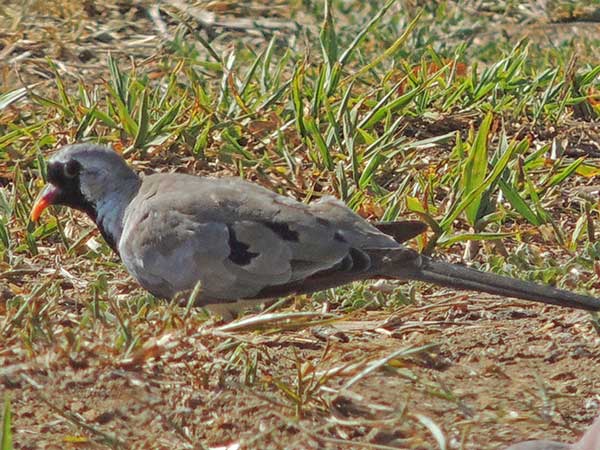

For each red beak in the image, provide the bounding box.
[30,184,60,222]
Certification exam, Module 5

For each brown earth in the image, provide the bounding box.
[1,1,600,449]
[2,286,599,449]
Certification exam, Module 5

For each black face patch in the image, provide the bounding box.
[227,225,259,266]
[46,160,96,218]
[261,221,299,242]
[64,159,81,178]
[45,159,107,249]
[47,159,81,185]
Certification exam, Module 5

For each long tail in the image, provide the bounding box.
[388,255,600,312]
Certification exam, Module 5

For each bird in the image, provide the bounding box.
[30,143,600,318]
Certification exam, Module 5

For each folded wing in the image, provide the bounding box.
[119,174,404,302]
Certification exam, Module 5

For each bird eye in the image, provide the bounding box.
[64,160,80,178]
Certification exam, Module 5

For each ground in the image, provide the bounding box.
[1,1,600,449]
[3,289,599,449]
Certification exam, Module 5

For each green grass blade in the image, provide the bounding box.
[341,110,359,184]
[47,59,74,117]
[305,117,334,170]
[544,157,585,190]
[347,10,423,82]
[338,0,398,67]
[239,48,264,98]
[357,80,403,130]
[133,90,149,149]
[1,395,12,450]
[261,36,277,91]
[87,107,119,129]
[0,219,9,250]
[358,153,384,189]
[525,177,552,224]
[335,79,355,124]
[292,62,307,138]
[360,63,447,130]
[441,130,520,230]
[75,105,98,140]
[312,64,327,117]
[319,0,338,68]
[107,53,128,105]
[29,93,73,118]
[461,112,492,225]
[148,100,182,138]
[498,179,542,226]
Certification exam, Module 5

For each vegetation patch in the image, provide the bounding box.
[1,0,599,448]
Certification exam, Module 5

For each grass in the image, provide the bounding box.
[1,0,600,448]
[1,396,12,450]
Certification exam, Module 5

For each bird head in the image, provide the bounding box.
[30,143,138,222]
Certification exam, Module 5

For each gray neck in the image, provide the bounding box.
[95,177,141,252]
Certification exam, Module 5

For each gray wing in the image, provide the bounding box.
[119,174,402,301]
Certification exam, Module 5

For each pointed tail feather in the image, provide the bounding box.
[389,256,600,312]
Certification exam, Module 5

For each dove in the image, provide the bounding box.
[30,143,600,317]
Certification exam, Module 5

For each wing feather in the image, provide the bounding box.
[119,174,401,301]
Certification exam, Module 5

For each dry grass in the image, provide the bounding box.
[1,1,600,449]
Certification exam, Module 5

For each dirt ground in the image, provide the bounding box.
[3,274,599,449]
[1,1,600,449]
